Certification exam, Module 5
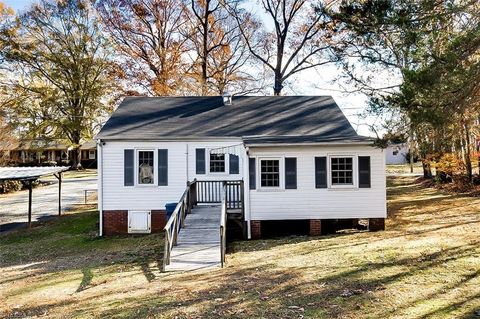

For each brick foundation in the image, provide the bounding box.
[151,210,167,232]
[251,220,261,239]
[369,218,385,231]
[103,210,128,236]
[103,210,167,236]
[309,219,322,236]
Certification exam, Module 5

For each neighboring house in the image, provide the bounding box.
[79,141,97,168]
[7,140,71,165]
[386,143,409,165]
[96,96,387,238]
[1,139,97,167]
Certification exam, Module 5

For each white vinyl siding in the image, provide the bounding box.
[101,139,244,211]
[101,140,386,221]
[248,145,386,220]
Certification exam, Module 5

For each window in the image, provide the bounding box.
[138,150,154,184]
[260,159,280,187]
[88,150,96,159]
[331,157,353,185]
[393,150,398,155]
[210,153,225,173]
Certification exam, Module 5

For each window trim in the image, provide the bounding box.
[328,155,357,189]
[135,149,157,187]
[207,148,229,175]
[257,157,284,190]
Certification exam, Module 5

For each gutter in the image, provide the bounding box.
[95,136,242,142]
[243,141,375,147]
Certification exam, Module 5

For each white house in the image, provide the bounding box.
[96,96,387,238]
[386,143,409,165]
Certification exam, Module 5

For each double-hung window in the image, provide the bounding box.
[138,150,154,185]
[209,153,225,173]
[330,157,353,186]
[260,159,280,187]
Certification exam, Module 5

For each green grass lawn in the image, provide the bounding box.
[1,177,480,319]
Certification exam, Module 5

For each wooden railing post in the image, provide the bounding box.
[161,229,168,271]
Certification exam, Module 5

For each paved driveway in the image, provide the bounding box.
[0,177,97,232]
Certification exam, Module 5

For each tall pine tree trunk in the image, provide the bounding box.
[463,122,472,182]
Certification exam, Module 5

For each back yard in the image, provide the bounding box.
[1,176,479,319]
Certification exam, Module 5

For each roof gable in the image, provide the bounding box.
[97,96,361,142]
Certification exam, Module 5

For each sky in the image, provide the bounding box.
[3,0,384,137]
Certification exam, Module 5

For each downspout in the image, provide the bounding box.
[97,139,104,236]
[186,143,189,183]
[243,145,251,239]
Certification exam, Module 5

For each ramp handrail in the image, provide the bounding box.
[161,179,197,272]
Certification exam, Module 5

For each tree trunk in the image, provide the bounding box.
[464,123,472,182]
[422,160,432,178]
[273,71,282,96]
[70,132,82,169]
[70,147,82,169]
[409,129,414,173]
[200,1,210,96]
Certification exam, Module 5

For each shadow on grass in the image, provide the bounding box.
[0,209,165,283]
[2,176,480,319]
[88,239,480,318]
[76,268,94,293]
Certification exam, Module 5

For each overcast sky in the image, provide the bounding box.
[4,0,381,136]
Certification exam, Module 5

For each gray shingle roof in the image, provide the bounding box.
[97,96,371,144]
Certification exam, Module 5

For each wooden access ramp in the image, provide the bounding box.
[165,205,222,272]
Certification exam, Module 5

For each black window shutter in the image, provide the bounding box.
[358,156,371,188]
[285,157,297,189]
[196,148,205,174]
[249,158,256,189]
[315,157,327,188]
[229,154,239,174]
[158,149,168,186]
[124,149,134,186]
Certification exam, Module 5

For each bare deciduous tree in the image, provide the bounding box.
[96,0,191,96]
[230,0,336,95]
[186,0,263,95]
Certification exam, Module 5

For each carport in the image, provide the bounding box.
[0,167,70,228]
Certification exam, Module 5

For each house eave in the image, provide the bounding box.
[94,136,243,142]
[245,141,376,147]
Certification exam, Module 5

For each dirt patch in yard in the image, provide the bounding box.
[1,176,480,319]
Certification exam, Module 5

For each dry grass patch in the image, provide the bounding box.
[386,163,424,175]
[1,176,480,318]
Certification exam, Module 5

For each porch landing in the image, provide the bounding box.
[165,205,221,272]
